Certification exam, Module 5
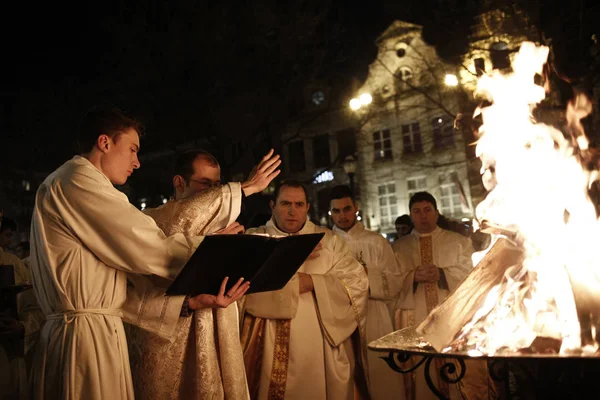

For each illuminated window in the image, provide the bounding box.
[439,173,464,216]
[373,129,392,161]
[407,176,427,200]
[378,182,398,227]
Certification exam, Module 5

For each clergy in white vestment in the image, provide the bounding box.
[1,246,42,399]
[28,106,245,399]
[240,180,369,400]
[329,185,404,400]
[125,148,280,399]
[393,191,494,400]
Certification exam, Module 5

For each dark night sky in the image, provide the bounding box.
[1,0,598,173]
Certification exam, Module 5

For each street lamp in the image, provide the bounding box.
[342,155,357,193]
[349,93,372,111]
[349,98,361,110]
[359,93,372,106]
[444,73,459,87]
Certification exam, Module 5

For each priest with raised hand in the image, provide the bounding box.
[125,147,281,400]
[28,105,250,399]
[240,179,369,400]
[329,185,404,400]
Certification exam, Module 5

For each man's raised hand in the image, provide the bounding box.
[242,149,282,196]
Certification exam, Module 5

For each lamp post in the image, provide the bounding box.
[343,155,357,194]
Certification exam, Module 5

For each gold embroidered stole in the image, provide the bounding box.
[420,236,439,313]
[266,320,291,399]
[398,235,451,399]
[240,315,291,400]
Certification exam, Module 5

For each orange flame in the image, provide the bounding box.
[453,42,600,355]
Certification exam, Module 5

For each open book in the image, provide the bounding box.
[166,232,325,296]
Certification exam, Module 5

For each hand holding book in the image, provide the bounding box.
[189,276,250,309]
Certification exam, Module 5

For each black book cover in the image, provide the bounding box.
[166,232,325,296]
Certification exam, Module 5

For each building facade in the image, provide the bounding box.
[352,10,538,236]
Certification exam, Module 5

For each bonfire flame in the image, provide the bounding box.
[450,42,600,356]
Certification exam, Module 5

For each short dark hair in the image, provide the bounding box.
[273,179,309,203]
[77,105,145,154]
[395,214,413,226]
[409,191,438,211]
[328,185,355,205]
[173,149,220,183]
[0,217,17,233]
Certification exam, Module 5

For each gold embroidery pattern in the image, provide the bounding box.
[339,278,369,386]
[267,319,291,400]
[241,314,265,399]
[419,236,439,313]
[339,279,363,337]
[381,271,390,299]
[128,188,249,400]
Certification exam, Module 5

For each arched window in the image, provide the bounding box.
[490,41,510,70]
[395,41,408,58]
[396,66,413,82]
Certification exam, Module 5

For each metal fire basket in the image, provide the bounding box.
[369,326,600,400]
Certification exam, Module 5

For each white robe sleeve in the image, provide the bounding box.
[122,183,243,340]
[366,236,403,301]
[393,237,419,310]
[312,233,368,347]
[50,168,203,280]
[439,234,474,291]
[243,275,300,319]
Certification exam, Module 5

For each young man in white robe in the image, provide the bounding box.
[240,180,369,400]
[393,191,493,400]
[126,148,281,399]
[28,105,250,399]
[329,185,403,400]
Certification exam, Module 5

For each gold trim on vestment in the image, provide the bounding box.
[241,314,265,399]
[381,271,390,299]
[266,319,291,400]
[339,279,363,336]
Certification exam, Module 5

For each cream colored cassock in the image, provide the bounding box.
[124,183,250,400]
[1,248,43,399]
[333,222,404,400]
[28,156,205,399]
[243,219,369,400]
[393,226,473,400]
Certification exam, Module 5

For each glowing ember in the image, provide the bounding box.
[422,42,600,356]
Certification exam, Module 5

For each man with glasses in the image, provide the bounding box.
[126,147,281,399]
[173,149,223,197]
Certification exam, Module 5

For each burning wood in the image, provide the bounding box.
[416,238,525,352]
[415,42,600,356]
